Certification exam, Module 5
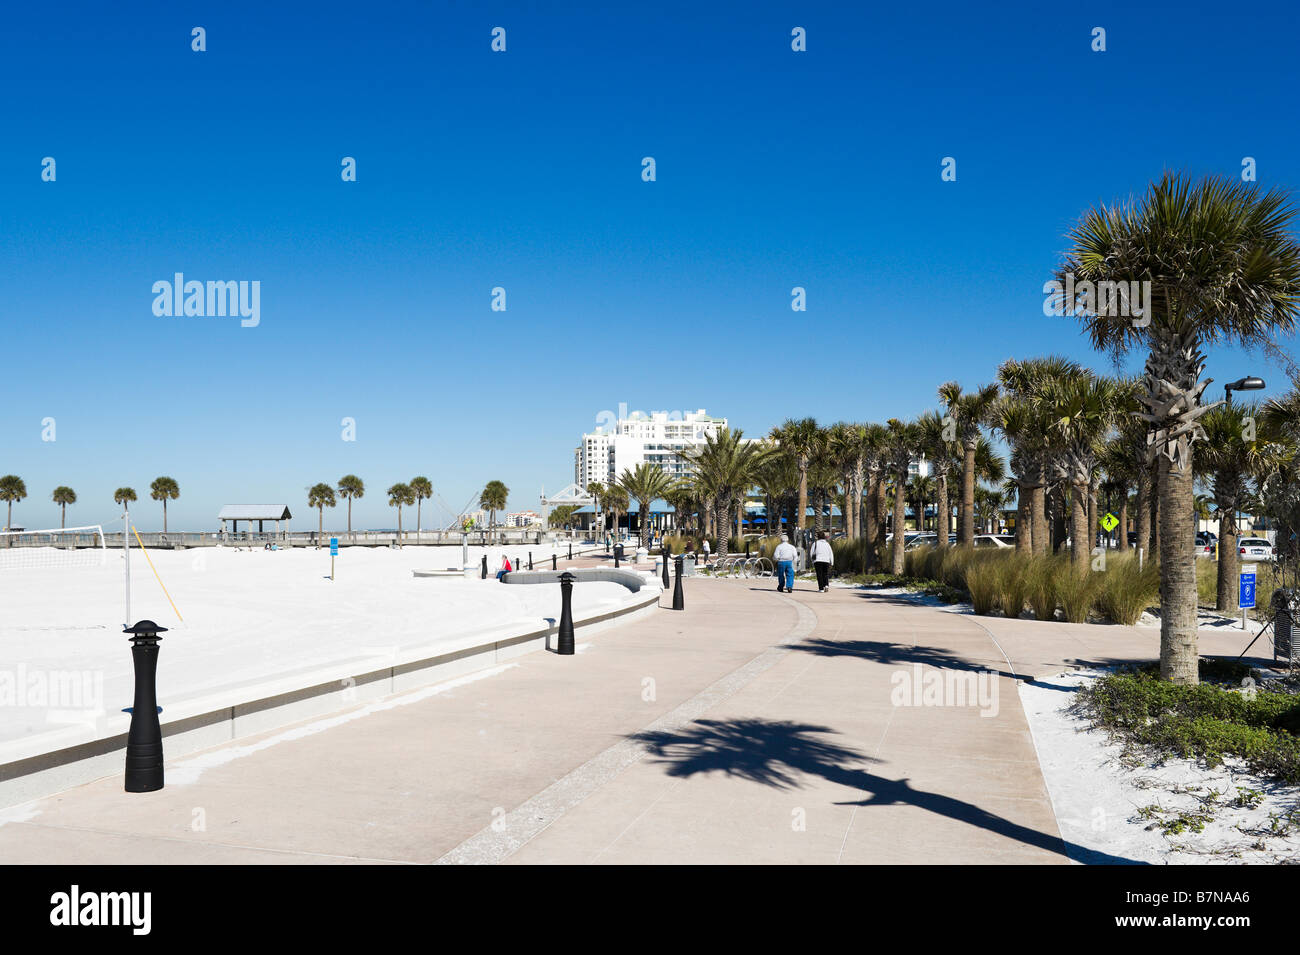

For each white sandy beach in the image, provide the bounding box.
[0,542,633,750]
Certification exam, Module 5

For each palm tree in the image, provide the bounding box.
[753,447,798,540]
[409,476,433,534]
[387,482,415,542]
[307,483,336,539]
[616,463,675,547]
[0,475,27,535]
[480,480,509,542]
[884,418,920,574]
[149,476,180,534]
[1062,173,1300,684]
[603,484,629,541]
[337,475,365,536]
[114,487,137,513]
[938,382,1000,546]
[770,417,820,532]
[915,411,955,548]
[586,481,606,540]
[1041,374,1125,570]
[681,428,763,559]
[1197,403,1282,611]
[51,486,76,528]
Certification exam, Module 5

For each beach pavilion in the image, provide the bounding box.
[218,505,292,538]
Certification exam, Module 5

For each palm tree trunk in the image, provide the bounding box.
[1050,487,1067,553]
[716,496,730,559]
[1088,485,1098,553]
[1135,471,1151,561]
[936,473,950,550]
[163,500,168,534]
[1015,482,1031,554]
[1117,489,1129,552]
[1159,459,1199,684]
[891,471,907,574]
[863,475,879,572]
[797,463,808,531]
[1071,482,1090,571]
[1031,483,1048,556]
[1215,488,1240,613]
[61,505,66,529]
[319,506,323,538]
[960,442,976,546]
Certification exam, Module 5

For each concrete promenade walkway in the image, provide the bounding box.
[0,570,1263,864]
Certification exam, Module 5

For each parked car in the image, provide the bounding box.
[1194,532,1216,558]
[1239,537,1276,562]
[973,534,1013,549]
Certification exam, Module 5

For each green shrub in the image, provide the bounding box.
[997,551,1033,619]
[1096,552,1161,625]
[1025,556,1059,622]
[1055,561,1104,623]
[964,554,1002,615]
[1080,665,1300,784]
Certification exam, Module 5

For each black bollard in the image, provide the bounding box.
[556,571,576,655]
[745,540,751,558]
[662,543,671,589]
[614,544,620,568]
[552,553,557,570]
[672,556,685,610]
[124,619,167,792]
[528,552,533,570]
[481,554,488,579]
[568,542,573,560]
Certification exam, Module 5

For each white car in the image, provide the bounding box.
[1239,537,1276,562]
[973,534,1014,549]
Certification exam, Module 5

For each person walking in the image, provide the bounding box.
[701,536,710,567]
[774,534,797,593]
[810,531,834,592]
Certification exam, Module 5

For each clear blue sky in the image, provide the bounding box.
[2,0,1297,530]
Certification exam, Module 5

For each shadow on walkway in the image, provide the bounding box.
[629,717,1143,864]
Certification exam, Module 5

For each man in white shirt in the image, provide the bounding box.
[773,535,797,592]
[810,531,834,592]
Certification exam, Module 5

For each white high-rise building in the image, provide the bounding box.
[575,409,728,489]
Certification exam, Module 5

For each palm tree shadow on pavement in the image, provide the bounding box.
[629,717,1144,864]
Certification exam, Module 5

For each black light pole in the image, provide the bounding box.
[124,619,167,793]
[672,555,685,610]
[481,554,487,579]
[556,571,576,655]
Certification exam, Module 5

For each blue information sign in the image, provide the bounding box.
[1240,567,1257,610]
[330,537,338,556]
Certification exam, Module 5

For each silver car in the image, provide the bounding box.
[1239,537,1275,562]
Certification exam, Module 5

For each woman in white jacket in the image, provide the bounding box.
[810,532,833,592]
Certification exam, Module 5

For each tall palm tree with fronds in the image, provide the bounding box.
[938,382,1000,546]
[616,463,675,547]
[1197,402,1283,611]
[1040,374,1126,570]
[770,417,820,533]
[409,476,433,534]
[308,483,336,539]
[479,480,509,542]
[387,482,415,543]
[114,487,137,514]
[337,475,365,536]
[603,484,629,541]
[753,447,798,540]
[1061,172,1300,684]
[149,476,180,534]
[915,411,956,548]
[682,428,763,559]
[585,481,606,540]
[51,486,76,528]
[884,418,920,573]
[0,475,27,535]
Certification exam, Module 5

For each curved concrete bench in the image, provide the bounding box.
[501,567,653,593]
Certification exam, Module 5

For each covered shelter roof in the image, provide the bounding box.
[218,505,292,521]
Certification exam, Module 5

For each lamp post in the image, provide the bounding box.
[123,619,167,793]
[1224,375,1266,404]
[662,541,671,589]
[556,571,576,655]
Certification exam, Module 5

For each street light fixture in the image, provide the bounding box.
[1224,376,1266,403]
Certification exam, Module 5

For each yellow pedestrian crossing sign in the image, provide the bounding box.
[1100,513,1119,532]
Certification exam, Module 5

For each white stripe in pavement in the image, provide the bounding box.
[436,595,818,865]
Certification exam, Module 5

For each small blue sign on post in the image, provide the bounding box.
[1240,564,1257,610]
[329,537,338,556]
